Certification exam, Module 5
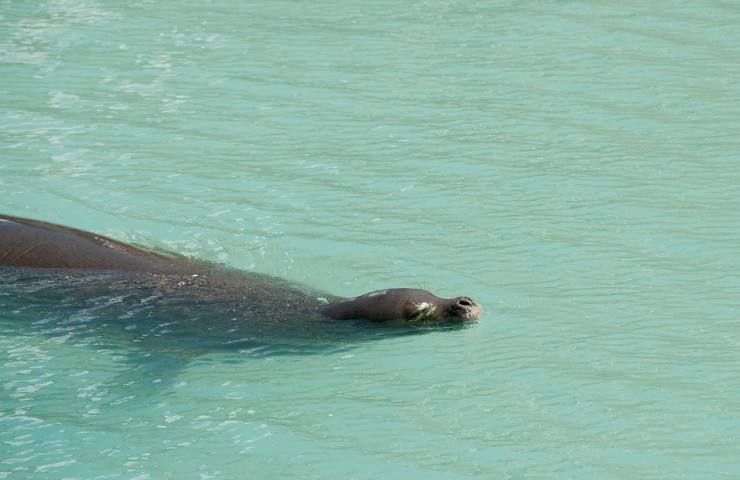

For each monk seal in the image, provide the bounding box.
[0,214,482,330]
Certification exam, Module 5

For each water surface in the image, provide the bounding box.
[2,0,740,478]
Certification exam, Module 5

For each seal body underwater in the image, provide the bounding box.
[0,214,482,342]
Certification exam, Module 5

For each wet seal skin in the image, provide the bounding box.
[0,214,482,328]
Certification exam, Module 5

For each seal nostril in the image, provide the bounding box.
[458,298,473,307]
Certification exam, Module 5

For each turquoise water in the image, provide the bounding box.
[2,0,740,478]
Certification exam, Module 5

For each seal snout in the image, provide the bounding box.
[447,296,482,322]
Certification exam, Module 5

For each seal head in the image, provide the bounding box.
[319,288,482,325]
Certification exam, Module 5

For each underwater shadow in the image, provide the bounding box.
[1,269,461,386]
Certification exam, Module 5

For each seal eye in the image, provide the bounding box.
[406,302,437,325]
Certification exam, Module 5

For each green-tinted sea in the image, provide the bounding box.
[2,1,740,478]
